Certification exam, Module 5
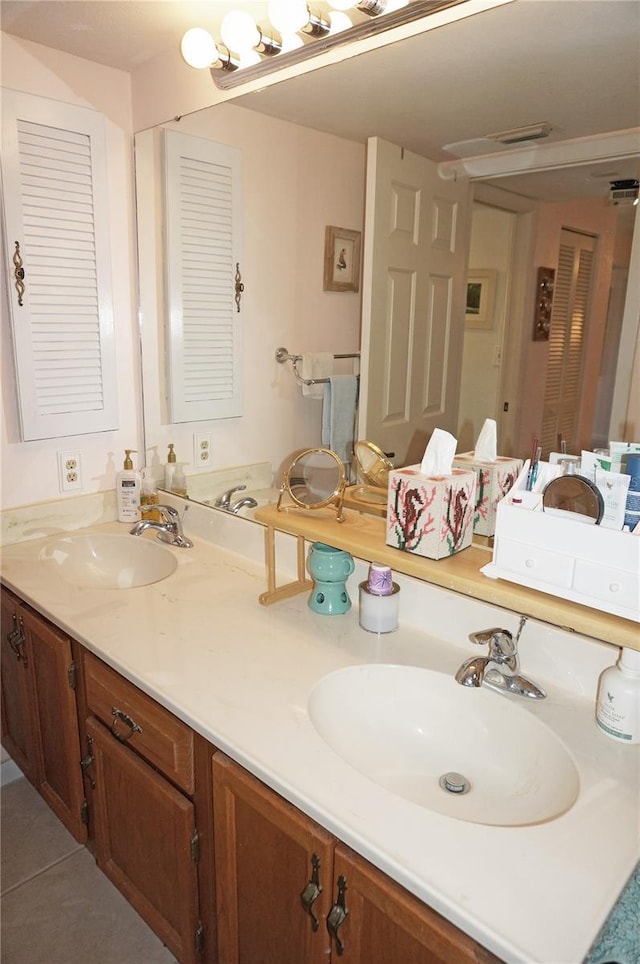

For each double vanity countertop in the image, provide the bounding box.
[1,511,639,964]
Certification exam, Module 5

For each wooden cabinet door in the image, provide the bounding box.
[331,844,500,964]
[0,588,39,781]
[22,606,86,842]
[86,716,201,964]
[213,753,336,964]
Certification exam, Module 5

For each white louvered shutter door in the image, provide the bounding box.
[163,130,243,423]
[541,230,595,455]
[1,89,118,440]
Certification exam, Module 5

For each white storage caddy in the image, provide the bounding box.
[482,461,640,622]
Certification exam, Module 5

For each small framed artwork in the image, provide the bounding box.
[464,269,497,329]
[323,225,361,293]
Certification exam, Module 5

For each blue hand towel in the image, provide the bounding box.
[322,375,358,466]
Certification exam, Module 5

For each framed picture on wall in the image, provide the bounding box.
[323,225,361,292]
[465,269,497,329]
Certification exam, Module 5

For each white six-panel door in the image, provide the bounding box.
[359,137,472,466]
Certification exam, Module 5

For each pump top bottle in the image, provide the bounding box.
[165,443,177,491]
[117,450,141,523]
[140,469,160,521]
[596,647,640,743]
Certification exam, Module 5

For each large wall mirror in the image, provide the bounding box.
[136,0,639,518]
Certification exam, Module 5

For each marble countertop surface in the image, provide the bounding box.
[1,514,639,964]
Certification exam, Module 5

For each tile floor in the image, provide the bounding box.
[1,776,177,963]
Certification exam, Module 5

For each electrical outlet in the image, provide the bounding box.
[194,433,212,469]
[57,451,82,492]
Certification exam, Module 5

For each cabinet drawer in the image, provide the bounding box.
[495,538,574,587]
[83,651,194,795]
[573,560,639,611]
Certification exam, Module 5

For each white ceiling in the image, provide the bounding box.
[1,0,639,201]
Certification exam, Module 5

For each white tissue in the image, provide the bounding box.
[474,418,498,461]
[420,428,457,476]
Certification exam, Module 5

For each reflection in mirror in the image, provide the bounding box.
[136,105,363,510]
[277,448,347,521]
[136,2,639,522]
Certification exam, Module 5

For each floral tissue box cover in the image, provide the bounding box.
[386,466,476,559]
[452,452,523,537]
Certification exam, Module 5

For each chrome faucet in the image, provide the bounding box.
[129,504,193,548]
[229,496,258,514]
[455,616,546,700]
[214,484,246,509]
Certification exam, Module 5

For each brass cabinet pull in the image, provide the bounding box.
[13,241,25,306]
[7,615,27,664]
[300,852,323,932]
[234,262,244,312]
[110,706,142,743]
[80,734,95,788]
[326,874,349,956]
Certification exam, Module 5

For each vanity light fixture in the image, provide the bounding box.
[180,0,470,89]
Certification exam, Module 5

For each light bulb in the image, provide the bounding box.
[220,11,260,52]
[329,11,352,33]
[329,0,357,9]
[238,49,262,67]
[268,0,309,34]
[180,28,218,69]
[279,32,305,52]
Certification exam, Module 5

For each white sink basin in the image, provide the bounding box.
[308,664,579,827]
[39,533,178,589]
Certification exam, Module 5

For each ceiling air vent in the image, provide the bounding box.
[608,179,639,206]
[485,123,552,146]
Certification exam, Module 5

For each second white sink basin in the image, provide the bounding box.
[308,664,579,827]
[40,533,178,589]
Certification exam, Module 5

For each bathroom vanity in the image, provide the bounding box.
[1,503,638,963]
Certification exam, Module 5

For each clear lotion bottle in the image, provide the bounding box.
[595,647,640,744]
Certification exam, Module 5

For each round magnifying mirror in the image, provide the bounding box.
[351,440,394,506]
[277,448,347,521]
[542,474,604,524]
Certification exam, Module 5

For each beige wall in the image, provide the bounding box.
[1,33,140,510]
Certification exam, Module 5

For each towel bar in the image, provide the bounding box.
[275,346,360,386]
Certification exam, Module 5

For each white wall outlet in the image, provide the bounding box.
[194,433,212,469]
[57,451,82,492]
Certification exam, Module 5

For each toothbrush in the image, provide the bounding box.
[526,442,541,491]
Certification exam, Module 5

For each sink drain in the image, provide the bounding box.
[439,771,471,795]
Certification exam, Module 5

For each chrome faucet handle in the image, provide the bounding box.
[468,627,517,671]
[214,484,246,508]
[468,627,511,646]
[155,504,180,522]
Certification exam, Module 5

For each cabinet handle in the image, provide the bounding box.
[300,852,323,932]
[234,262,244,312]
[13,241,25,306]
[7,616,27,664]
[327,874,349,956]
[110,706,142,743]
[80,734,95,788]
